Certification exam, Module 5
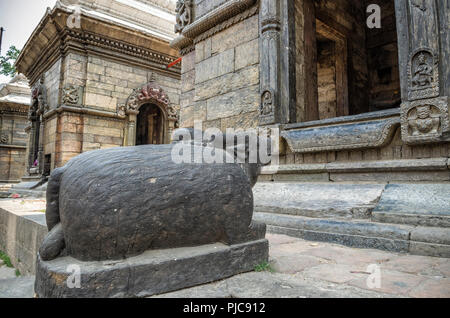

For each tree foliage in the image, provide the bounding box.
[0,46,21,77]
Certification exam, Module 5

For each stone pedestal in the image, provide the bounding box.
[35,239,268,298]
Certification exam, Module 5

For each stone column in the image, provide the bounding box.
[396,0,449,144]
[259,0,282,126]
[126,111,139,146]
[37,114,45,175]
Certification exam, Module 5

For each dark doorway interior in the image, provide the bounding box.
[136,104,164,145]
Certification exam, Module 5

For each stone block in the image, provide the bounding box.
[87,63,105,75]
[253,182,386,219]
[181,50,196,74]
[85,93,117,111]
[181,70,195,93]
[195,49,235,84]
[195,65,259,102]
[211,15,259,55]
[206,85,259,121]
[35,239,268,298]
[220,111,259,131]
[235,38,259,70]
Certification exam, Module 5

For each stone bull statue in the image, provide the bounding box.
[39,129,270,262]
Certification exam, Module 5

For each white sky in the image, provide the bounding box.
[0,0,59,84]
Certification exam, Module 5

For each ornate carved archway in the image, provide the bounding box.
[121,81,178,146]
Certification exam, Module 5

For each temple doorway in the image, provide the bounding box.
[135,103,165,145]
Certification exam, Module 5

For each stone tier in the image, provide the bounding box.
[253,182,450,258]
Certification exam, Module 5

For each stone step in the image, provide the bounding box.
[371,184,450,228]
[253,182,386,220]
[254,212,450,258]
[8,181,47,198]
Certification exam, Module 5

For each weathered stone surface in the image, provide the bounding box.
[0,277,35,298]
[195,49,235,84]
[35,239,268,298]
[195,65,259,102]
[253,183,386,219]
[41,144,263,262]
[265,225,410,254]
[206,85,260,121]
[373,184,450,226]
[410,227,450,245]
[0,201,47,275]
[409,241,450,258]
[281,117,400,153]
[256,213,412,241]
[153,271,395,298]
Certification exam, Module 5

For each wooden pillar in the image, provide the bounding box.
[396,0,449,144]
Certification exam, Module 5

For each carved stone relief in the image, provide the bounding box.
[0,134,9,144]
[175,0,193,34]
[260,90,274,116]
[31,77,48,115]
[408,48,439,100]
[401,97,449,144]
[259,0,281,126]
[62,85,82,105]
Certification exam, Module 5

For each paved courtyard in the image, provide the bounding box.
[155,233,450,298]
[1,216,448,298]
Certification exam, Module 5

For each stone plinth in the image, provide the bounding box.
[35,239,268,298]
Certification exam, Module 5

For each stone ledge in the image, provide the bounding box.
[261,158,449,175]
[35,239,269,298]
[0,203,47,275]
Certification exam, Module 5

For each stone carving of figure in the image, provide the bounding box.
[412,53,433,87]
[261,91,273,116]
[175,0,192,33]
[408,105,440,136]
[411,0,427,11]
[62,85,80,105]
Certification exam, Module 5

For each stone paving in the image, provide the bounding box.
[0,217,449,297]
[157,234,450,298]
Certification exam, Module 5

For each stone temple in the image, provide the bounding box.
[0,0,449,298]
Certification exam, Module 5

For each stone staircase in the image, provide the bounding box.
[253,182,450,258]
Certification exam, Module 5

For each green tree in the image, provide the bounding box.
[0,46,21,77]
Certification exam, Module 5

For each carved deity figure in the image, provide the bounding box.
[62,85,79,105]
[261,91,273,116]
[408,105,440,136]
[412,53,433,87]
[175,0,192,33]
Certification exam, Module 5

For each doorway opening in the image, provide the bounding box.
[135,103,165,145]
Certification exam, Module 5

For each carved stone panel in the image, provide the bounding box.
[408,48,439,100]
[0,134,9,144]
[175,0,193,34]
[259,0,281,126]
[62,85,83,105]
[401,97,449,144]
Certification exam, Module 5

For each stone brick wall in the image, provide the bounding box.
[84,56,180,111]
[0,115,28,182]
[44,59,62,110]
[0,147,26,182]
[39,53,181,169]
[180,14,260,131]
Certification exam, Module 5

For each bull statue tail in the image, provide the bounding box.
[40,167,67,261]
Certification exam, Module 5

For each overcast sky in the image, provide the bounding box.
[0,0,58,84]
